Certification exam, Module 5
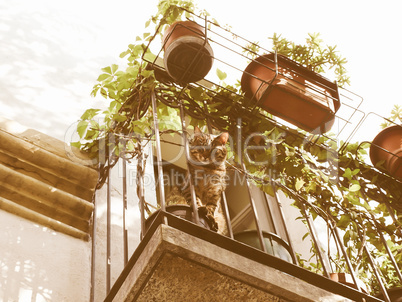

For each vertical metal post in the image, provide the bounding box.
[137,146,146,239]
[90,192,97,302]
[221,192,234,238]
[203,100,233,238]
[385,202,402,238]
[90,137,107,302]
[122,159,128,265]
[299,201,330,277]
[362,243,391,302]
[236,117,242,165]
[271,181,298,265]
[242,162,267,253]
[237,117,266,252]
[262,193,277,234]
[151,92,167,214]
[106,152,112,294]
[179,102,200,225]
[330,222,361,293]
[376,223,402,281]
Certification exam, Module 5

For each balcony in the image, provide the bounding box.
[84,7,402,302]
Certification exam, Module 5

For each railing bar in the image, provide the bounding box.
[299,201,330,277]
[151,92,167,215]
[221,192,234,238]
[374,217,402,281]
[179,102,201,225]
[262,193,277,234]
[271,180,298,265]
[236,118,266,252]
[137,146,146,240]
[242,161,267,253]
[122,158,128,266]
[385,202,402,238]
[90,186,97,302]
[106,151,112,294]
[331,222,362,294]
[203,100,233,237]
[363,244,391,302]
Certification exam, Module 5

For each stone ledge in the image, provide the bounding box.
[107,224,355,302]
[0,117,98,240]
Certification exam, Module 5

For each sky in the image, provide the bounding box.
[1,0,401,143]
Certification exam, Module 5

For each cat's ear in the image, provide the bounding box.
[217,132,229,145]
[194,126,202,134]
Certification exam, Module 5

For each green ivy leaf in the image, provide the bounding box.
[111,64,119,74]
[112,114,127,122]
[295,178,305,191]
[97,73,111,82]
[77,121,88,138]
[216,68,227,81]
[337,214,350,229]
[189,87,204,100]
[143,51,156,62]
[349,183,361,192]
[70,141,81,148]
[119,50,130,58]
[262,183,275,196]
[305,181,317,193]
[101,66,112,75]
[343,168,353,180]
[81,109,100,120]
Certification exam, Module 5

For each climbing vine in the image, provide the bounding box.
[73,0,402,295]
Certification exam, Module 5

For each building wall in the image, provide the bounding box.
[0,211,91,302]
[0,118,97,302]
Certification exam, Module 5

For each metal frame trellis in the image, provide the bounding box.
[92,7,401,302]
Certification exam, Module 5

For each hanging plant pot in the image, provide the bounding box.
[369,124,402,179]
[241,53,340,134]
[375,287,402,302]
[329,273,368,293]
[162,20,214,84]
[234,230,296,264]
[144,204,212,234]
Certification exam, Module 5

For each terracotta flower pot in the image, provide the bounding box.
[162,20,214,84]
[241,53,340,134]
[144,204,212,234]
[234,230,295,264]
[369,124,402,179]
[329,273,368,293]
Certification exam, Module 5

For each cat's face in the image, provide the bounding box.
[189,127,228,165]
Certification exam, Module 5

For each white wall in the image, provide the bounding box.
[0,211,91,302]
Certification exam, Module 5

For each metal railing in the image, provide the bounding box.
[90,90,402,302]
[91,8,401,302]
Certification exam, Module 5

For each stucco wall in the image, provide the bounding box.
[0,119,96,302]
[0,210,91,302]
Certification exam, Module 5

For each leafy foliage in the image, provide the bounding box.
[270,32,350,87]
[380,104,402,128]
[74,0,402,295]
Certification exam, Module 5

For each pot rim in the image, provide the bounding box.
[240,53,341,112]
[234,229,296,264]
[369,124,402,165]
[162,20,205,48]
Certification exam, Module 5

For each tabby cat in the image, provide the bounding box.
[166,126,229,233]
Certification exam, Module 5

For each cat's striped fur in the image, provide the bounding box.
[167,126,228,233]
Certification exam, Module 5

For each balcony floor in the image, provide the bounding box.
[104,213,379,302]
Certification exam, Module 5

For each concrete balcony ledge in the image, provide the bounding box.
[105,214,380,302]
[0,117,98,240]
